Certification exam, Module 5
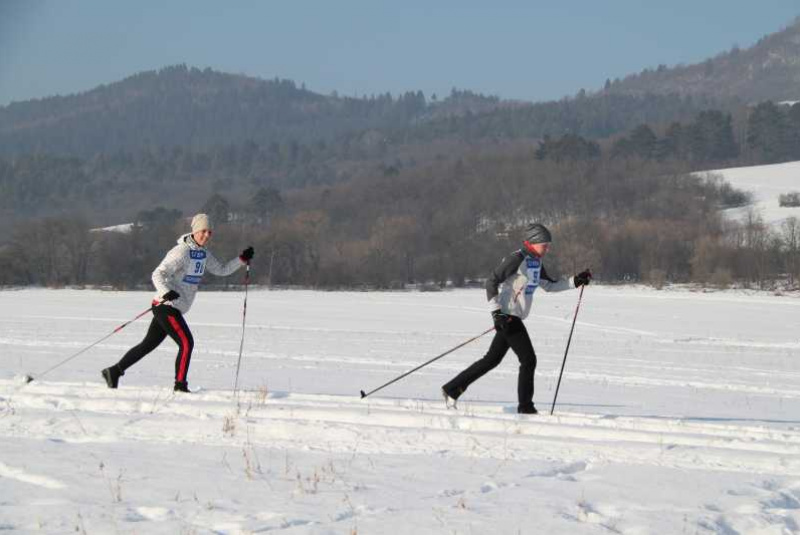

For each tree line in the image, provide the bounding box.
[3,72,800,291]
[8,100,800,230]
[537,102,800,169]
[2,151,797,290]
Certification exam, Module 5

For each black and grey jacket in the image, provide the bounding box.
[152,233,244,314]
[486,249,574,319]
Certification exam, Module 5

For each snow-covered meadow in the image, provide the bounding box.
[705,160,800,227]
[1,286,800,534]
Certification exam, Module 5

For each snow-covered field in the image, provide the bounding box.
[705,160,800,227]
[2,286,800,534]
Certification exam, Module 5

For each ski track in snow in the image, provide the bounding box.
[3,381,800,477]
[3,381,800,533]
[0,461,66,489]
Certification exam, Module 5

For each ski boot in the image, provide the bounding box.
[517,404,538,415]
[101,365,123,389]
[442,387,459,410]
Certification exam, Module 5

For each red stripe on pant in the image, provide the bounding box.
[168,315,191,382]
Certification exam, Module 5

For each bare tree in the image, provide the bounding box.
[782,217,800,287]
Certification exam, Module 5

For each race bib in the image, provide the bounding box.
[525,257,541,295]
[183,250,206,284]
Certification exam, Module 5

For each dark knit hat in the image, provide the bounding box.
[524,223,552,244]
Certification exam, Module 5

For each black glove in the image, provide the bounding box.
[492,309,512,331]
[239,246,254,262]
[162,290,180,302]
[573,269,592,287]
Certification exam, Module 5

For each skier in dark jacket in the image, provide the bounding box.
[442,223,591,414]
[101,213,254,392]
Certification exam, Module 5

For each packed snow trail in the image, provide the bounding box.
[4,380,800,477]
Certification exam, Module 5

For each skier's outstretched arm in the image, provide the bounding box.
[539,265,592,292]
[206,247,254,277]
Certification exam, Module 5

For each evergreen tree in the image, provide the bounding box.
[136,206,182,227]
[787,103,800,159]
[747,102,791,162]
[248,187,284,225]
[658,122,685,160]
[201,193,231,225]
[692,110,738,161]
[627,125,658,159]
[535,134,600,162]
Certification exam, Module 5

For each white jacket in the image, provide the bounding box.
[151,233,244,314]
[486,249,574,319]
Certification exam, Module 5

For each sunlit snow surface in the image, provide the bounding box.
[1,287,800,534]
[705,160,800,227]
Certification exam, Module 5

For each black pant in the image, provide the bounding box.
[443,316,537,410]
[117,304,195,383]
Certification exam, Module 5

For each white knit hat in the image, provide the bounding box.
[191,213,212,233]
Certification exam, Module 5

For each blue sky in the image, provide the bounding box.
[1,1,798,106]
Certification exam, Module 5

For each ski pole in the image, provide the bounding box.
[360,326,495,399]
[360,282,528,399]
[550,285,585,415]
[232,262,251,396]
[24,305,155,384]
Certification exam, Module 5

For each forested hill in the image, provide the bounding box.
[0,64,730,158]
[0,65,504,157]
[603,17,800,101]
[6,17,800,157]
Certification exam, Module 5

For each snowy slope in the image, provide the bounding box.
[2,287,800,534]
[703,160,800,227]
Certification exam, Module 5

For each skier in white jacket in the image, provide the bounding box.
[102,213,253,392]
[442,223,591,414]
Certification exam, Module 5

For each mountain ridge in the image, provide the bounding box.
[2,17,800,157]
[602,16,800,101]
